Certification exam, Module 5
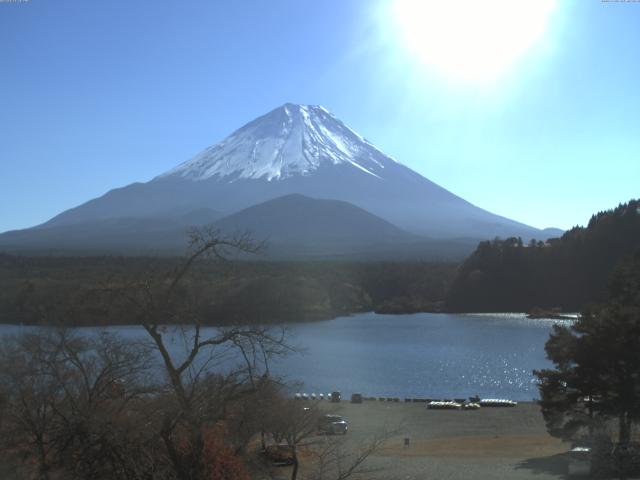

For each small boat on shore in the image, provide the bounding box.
[428,401,462,410]
[479,398,517,407]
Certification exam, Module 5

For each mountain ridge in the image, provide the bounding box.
[0,103,562,256]
[0,194,479,260]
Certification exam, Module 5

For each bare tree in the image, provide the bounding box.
[0,227,390,480]
[0,329,156,480]
[265,398,321,480]
[103,227,295,480]
[263,396,395,480]
[307,428,394,480]
[0,334,58,480]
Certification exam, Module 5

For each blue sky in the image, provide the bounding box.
[0,0,638,233]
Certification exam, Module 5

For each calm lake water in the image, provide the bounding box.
[0,312,571,401]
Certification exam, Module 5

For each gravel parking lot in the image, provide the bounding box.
[293,400,570,480]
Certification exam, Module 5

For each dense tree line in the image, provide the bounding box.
[446,199,640,312]
[0,254,456,326]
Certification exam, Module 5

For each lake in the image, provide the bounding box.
[0,312,570,401]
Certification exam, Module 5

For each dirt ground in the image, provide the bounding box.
[0,401,576,480]
[281,400,574,480]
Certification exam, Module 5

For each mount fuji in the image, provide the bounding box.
[0,103,558,257]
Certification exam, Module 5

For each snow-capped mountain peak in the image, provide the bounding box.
[158,103,397,182]
[8,102,550,246]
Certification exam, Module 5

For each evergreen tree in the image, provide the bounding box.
[446,199,640,312]
[535,250,640,473]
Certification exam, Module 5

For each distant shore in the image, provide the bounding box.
[0,308,577,328]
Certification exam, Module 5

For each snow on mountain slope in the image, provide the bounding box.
[159,104,395,181]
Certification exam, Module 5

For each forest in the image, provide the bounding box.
[0,253,455,326]
[1,199,638,326]
[445,199,640,313]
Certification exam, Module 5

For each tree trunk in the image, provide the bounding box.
[619,412,631,444]
[291,445,299,480]
[36,436,49,480]
[189,426,206,480]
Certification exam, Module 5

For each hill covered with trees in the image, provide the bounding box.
[2,199,638,326]
[0,255,455,326]
[445,199,640,312]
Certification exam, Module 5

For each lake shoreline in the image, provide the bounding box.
[0,308,574,328]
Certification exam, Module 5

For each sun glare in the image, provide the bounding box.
[392,0,556,83]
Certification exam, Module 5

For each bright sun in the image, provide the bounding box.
[392,0,556,83]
